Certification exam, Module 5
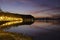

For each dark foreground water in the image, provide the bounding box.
[4,20,60,40]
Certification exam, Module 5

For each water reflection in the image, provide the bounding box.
[0,30,32,40]
[3,20,60,40]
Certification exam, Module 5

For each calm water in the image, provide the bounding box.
[4,20,60,40]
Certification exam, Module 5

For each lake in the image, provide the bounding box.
[4,20,60,40]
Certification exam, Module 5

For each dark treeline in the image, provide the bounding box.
[35,14,60,25]
[35,17,60,20]
[35,14,60,20]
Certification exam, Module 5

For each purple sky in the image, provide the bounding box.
[0,0,60,17]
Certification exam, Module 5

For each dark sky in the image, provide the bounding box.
[0,0,60,17]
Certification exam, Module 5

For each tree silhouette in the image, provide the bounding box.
[0,8,3,12]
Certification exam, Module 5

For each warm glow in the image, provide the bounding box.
[0,21,23,27]
[0,16,23,21]
[0,15,23,27]
[0,31,32,40]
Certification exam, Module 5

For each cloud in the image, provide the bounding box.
[49,7,60,11]
[0,0,60,17]
[30,7,60,13]
[1,0,31,3]
[1,0,59,8]
[28,7,60,17]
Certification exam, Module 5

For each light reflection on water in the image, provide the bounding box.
[4,20,60,40]
[4,20,60,35]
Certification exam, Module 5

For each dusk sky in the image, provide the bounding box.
[0,1,60,40]
[0,0,60,17]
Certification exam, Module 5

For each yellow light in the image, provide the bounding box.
[0,13,34,28]
[1,21,23,26]
[0,31,32,40]
[0,16,23,21]
[0,15,23,28]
